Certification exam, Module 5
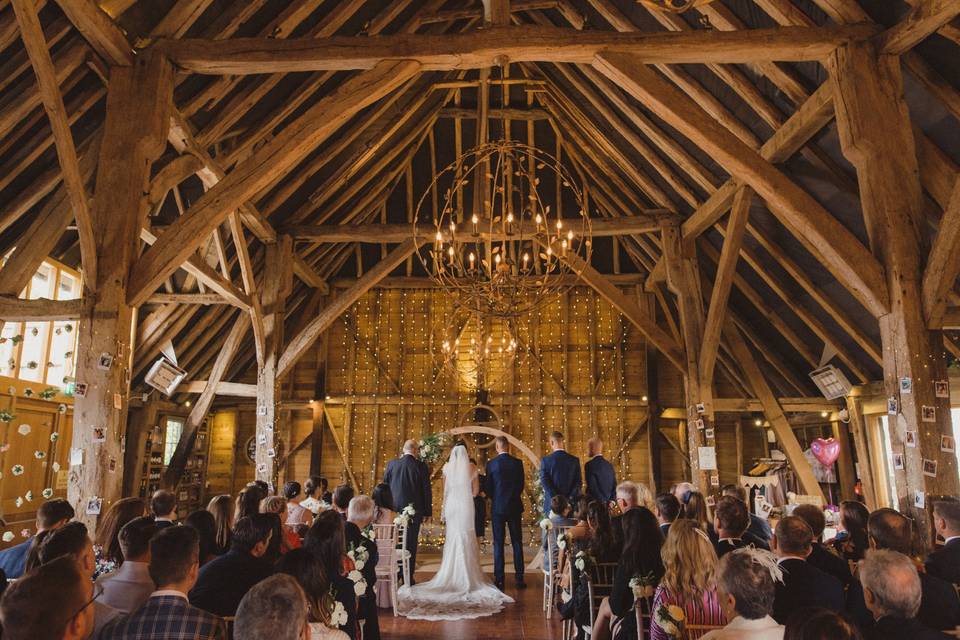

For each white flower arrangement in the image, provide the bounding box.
[539,518,553,531]
[574,551,587,571]
[654,603,687,638]
[556,533,568,550]
[42,488,53,499]
[347,569,367,596]
[347,545,369,571]
[11,465,23,476]
[362,527,376,542]
[629,572,658,599]
[402,504,417,517]
[1,532,12,543]
[394,513,410,526]
[330,600,348,627]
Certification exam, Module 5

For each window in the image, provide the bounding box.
[877,416,899,508]
[0,258,81,389]
[163,416,185,466]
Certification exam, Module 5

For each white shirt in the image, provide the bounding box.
[150,589,188,599]
[154,516,175,523]
[701,615,784,640]
[944,535,960,545]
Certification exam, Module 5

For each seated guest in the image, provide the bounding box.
[771,516,844,623]
[38,521,120,635]
[655,493,681,538]
[636,482,656,513]
[250,480,271,496]
[94,497,146,577]
[301,476,326,515]
[594,507,664,640]
[236,485,265,520]
[830,500,870,563]
[207,495,234,555]
[722,484,772,546]
[546,494,578,567]
[714,496,751,557]
[867,508,960,631]
[371,483,396,525]
[151,490,178,529]
[261,496,301,555]
[319,477,334,505]
[189,514,275,616]
[345,496,380,640]
[0,555,95,640]
[927,499,960,585]
[0,497,73,578]
[860,549,951,640]
[783,608,862,640]
[97,516,159,614]
[703,548,784,640]
[611,482,639,544]
[684,491,713,536]
[102,526,224,640]
[304,511,360,639]
[185,509,221,566]
[584,438,617,504]
[332,485,354,520]
[792,504,853,588]
[276,550,350,640]
[566,495,594,543]
[235,574,311,640]
[651,518,726,640]
[673,482,695,505]
[284,481,314,527]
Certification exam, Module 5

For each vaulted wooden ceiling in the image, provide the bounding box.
[0,0,958,404]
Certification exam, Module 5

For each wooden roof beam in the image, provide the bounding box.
[922,176,960,327]
[158,24,879,75]
[52,0,133,66]
[0,296,89,321]
[879,0,960,55]
[594,54,889,319]
[127,60,421,307]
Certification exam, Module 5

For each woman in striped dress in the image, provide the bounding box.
[650,519,727,639]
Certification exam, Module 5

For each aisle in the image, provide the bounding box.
[380,549,564,640]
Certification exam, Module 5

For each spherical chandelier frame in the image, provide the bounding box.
[414,139,592,319]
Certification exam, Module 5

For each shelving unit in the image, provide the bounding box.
[177,422,210,514]
[133,408,210,513]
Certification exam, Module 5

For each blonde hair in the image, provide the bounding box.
[661,518,719,601]
[636,482,655,512]
[260,496,287,515]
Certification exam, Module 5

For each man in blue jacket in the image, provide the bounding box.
[0,498,74,579]
[539,431,581,514]
[485,436,526,590]
[584,437,616,505]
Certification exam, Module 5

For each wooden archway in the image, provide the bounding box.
[448,425,541,469]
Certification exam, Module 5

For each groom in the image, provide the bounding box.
[485,436,526,590]
[384,439,432,585]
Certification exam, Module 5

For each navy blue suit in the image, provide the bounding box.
[540,449,581,513]
[584,455,616,504]
[383,453,432,583]
[485,453,526,584]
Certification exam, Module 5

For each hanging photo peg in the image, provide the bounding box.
[267,448,277,458]
[85,497,103,515]
[256,463,267,474]
[900,377,913,394]
[710,474,720,487]
[97,353,114,370]
[922,406,936,423]
[705,428,715,440]
[915,490,925,509]
[695,403,705,414]
[695,418,705,430]
[905,431,918,447]
[941,436,955,453]
[935,381,950,398]
[74,382,88,397]
[894,453,905,470]
[93,427,106,443]
[257,405,267,416]
[257,433,267,445]
[113,393,122,410]
[887,397,898,415]
[923,459,938,478]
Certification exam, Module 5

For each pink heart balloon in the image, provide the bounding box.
[811,437,840,467]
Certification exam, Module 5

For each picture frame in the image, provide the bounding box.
[923,458,938,478]
[905,430,917,447]
[922,405,937,423]
[935,380,950,399]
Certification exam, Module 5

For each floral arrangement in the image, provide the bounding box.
[362,526,376,542]
[539,517,553,531]
[629,571,659,599]
[347,568,367,596]
[347,543,369,571]
[417,431,450,464]
[654,603,686,638]
[38,387,58,400]
[556,532,569,551]
[530,470,545,521]
[574,550,593,572]
[329,598,349,627]
[394,503,416,526]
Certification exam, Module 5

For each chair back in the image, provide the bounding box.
[372,524,397,575]
[222,616,235,640]
[583,562,619,632]
[686,623,724,639]
[634,596,653,640]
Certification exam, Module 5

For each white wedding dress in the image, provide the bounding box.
[396,444,514,620]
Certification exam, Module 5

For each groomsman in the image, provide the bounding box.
[383,440,432,585]
[539,431,581,513]
[485,437,526,590]
[584,438,616,504]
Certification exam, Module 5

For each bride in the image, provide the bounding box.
[397,443,514,620]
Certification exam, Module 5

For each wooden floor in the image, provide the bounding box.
[379,550,564,640]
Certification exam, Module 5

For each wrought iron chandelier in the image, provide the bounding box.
[435,311,523,390]
[414,139,592,318]
[636,0,715,12]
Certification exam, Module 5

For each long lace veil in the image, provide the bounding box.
[443,444,473,529]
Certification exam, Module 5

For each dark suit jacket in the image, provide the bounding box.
[383,454,432,518]
[747,513,772,544]
[772,558,844,624]
[485,453,525,517]
[659,522,671,538]
[101,594,224,640]
[927,538,960,585]
[918,572,960,631]
[807,542,852,587]
[866,616,952,640]
[539,449,581,510]
[716,538,749,558]
[584,456,616,504]
[188,549,274,617]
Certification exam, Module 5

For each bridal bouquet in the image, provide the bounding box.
[629,572,658,599]
[654,603,686,639]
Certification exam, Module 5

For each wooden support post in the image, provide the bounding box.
[68,52,173,526]
[832,419,857,502]
[830,41,959,529]
[660,221,713,495]
[255,236,293,486]
[845,396,878,510]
